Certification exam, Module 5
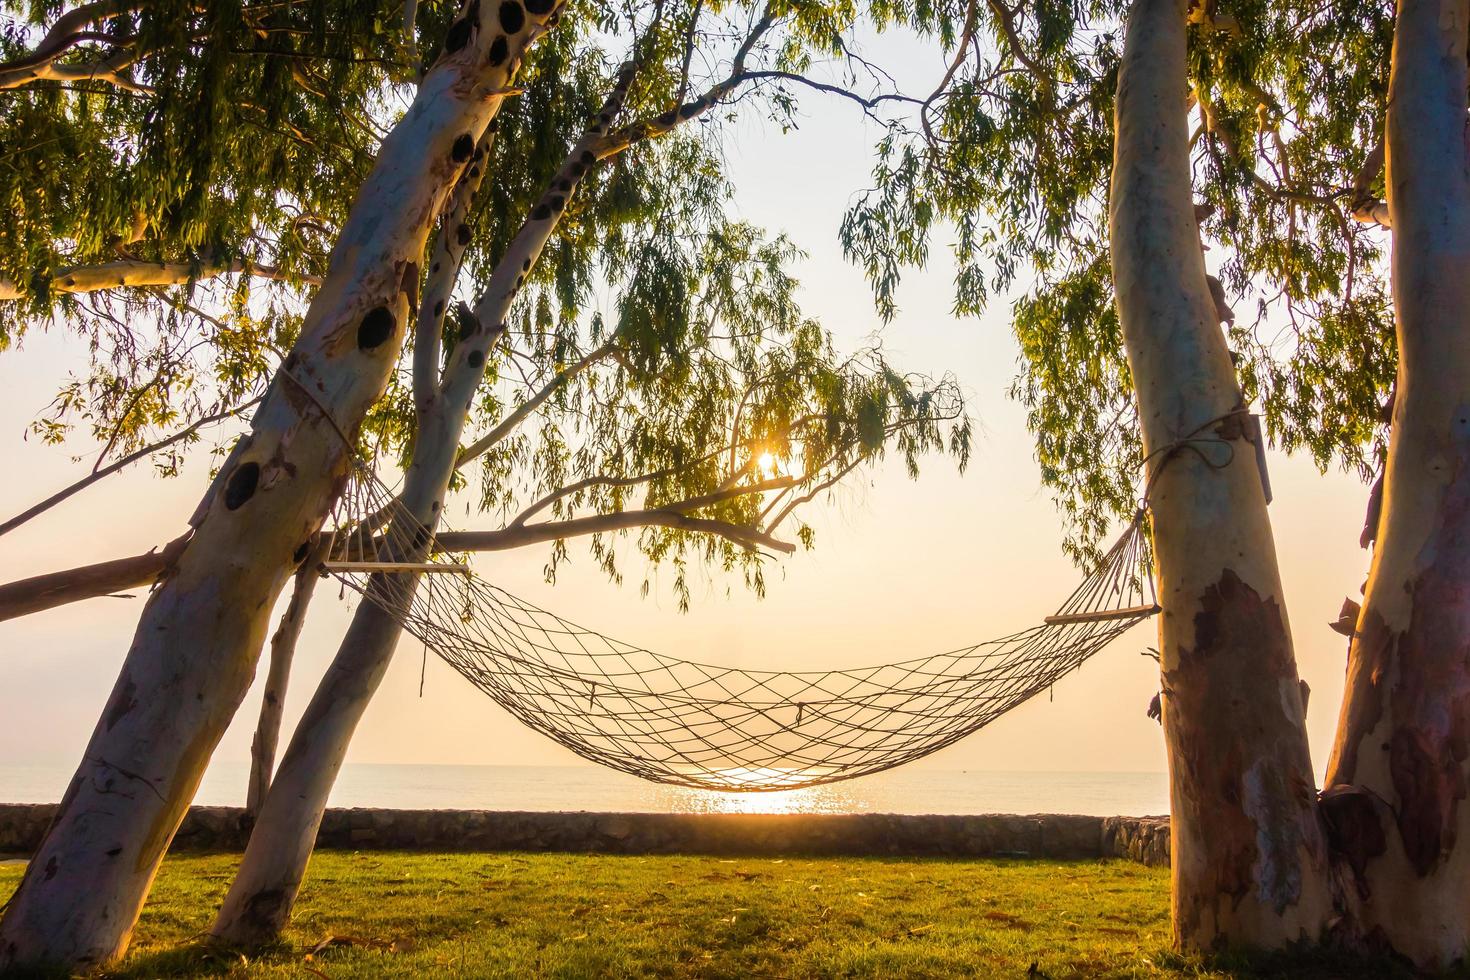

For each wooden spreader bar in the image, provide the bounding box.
[1043,603,1161,626]
[321,561,472,575]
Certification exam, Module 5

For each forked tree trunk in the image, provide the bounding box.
[1323,0,1470,968]
[208,66,633,946]
[245,533,334,820]
[0,2,561,970]
[1110,0,1333,950]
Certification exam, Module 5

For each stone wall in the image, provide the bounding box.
[0,805,1170,867]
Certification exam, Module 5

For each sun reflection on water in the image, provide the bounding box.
[644,768,866,814]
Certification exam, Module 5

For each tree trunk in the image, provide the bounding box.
[1110,0,1333,950]
[208,65,635,947]
[1323,0,1470,968]
[0,3,559,970]
[245,534,334,820]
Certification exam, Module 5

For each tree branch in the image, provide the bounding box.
[0,0,138,75]
[0,256,320,301]
[0,532,188,623]
[454,342,619,468]
[435,510,794,555]
[590,11,779,159]
[0,396,261,538]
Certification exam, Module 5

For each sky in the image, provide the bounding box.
[0,27,1376,796]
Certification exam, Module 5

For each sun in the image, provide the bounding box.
[756,451,778,478]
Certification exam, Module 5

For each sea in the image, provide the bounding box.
[0,763,1168,816]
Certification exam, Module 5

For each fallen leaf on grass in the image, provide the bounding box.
[306,934,401,957]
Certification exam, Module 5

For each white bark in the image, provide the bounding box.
[208,56,636,949]
[245,534,334,819]
[0,0,560,970]
[1324,0,1470,968]
[0,257,318,301]
[1111,0,1331,950]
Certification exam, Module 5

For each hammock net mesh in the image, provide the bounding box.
[325,467,1158,792]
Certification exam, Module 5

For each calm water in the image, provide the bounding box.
[0,763,1167,816]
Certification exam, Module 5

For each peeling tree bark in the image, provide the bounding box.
[0,1,561,970]
[1110,0,1333,951]
[207,58,625,948]
[1323,0,1470,968]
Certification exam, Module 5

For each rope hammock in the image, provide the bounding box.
[319,464,1159,792]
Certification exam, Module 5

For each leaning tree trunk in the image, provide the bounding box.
[208,67,635,946]
[1110,0,1333,950]
[245,533,334,820]
[1322,0,1470,968]
[0,2,562,970]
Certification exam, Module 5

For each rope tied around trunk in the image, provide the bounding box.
[1137,404,1259,508]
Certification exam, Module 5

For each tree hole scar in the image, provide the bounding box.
[1320,784,1387,895]
[224,461,262,510]
[524,0,553,13]
[293,540,311,564]
[530,203,551,221]
[452,133,475,162]
[487,36,509,67]
[444,4,476,54]
[468,350,486,368]
[358,306,396,350]
[549,195,565,212]
[499,1,525,34]
[456,224,473,246]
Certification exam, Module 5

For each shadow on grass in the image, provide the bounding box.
[101,938,298,979]
[1154,944,1449,980]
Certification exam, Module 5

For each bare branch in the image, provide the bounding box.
[0,532,189,623]
[591,10,779,159]
[0,397,261,538]
[766,455,865,531]
[454,342,619,468]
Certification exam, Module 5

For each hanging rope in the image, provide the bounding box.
[319,465,1159,792]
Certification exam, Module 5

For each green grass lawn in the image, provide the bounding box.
[0,852,1411,978]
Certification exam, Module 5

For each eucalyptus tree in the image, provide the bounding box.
[0,0,971,969]
[216,10,968,934]
[842,0,1470,966]
[1323,0,1470,964]
[0,0,568,968]
[1107,0,1330,944]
